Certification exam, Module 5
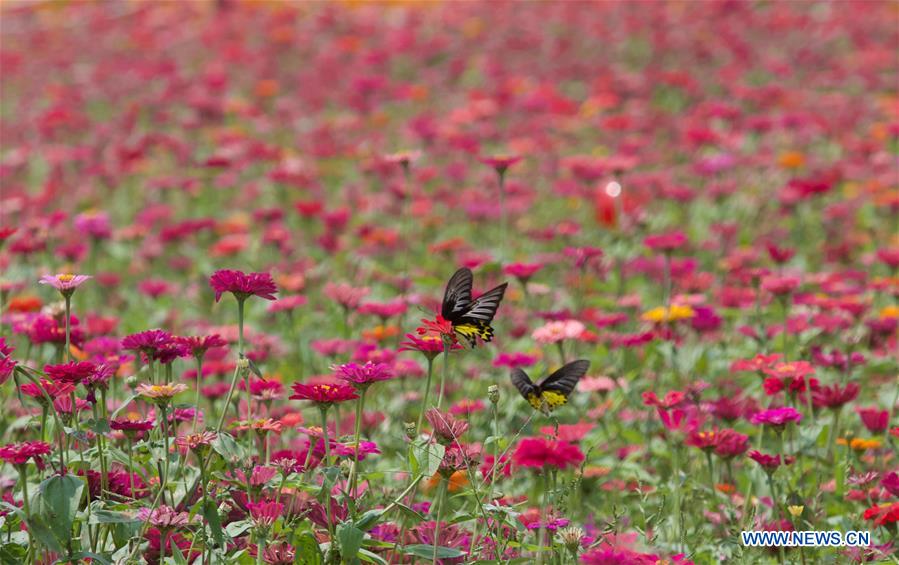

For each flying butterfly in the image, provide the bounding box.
[441,267,508,347]
[511,359,590,414]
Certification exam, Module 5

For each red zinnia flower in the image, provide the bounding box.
[209,269,278,303]
[0,441,52,469]
[857,407,889,433]
[512,436,584,470]
[644,231,687,252]
[44,361,97,385]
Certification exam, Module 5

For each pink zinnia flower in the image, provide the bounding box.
[323,282,369,310]
[174,335,228,359]
[750,407,802,428]
[0,337,16,385]
[247,500,284,528]
[512,436,584,470]
[644,231,687,252]
[290,382,358,407]
[38,273,92,297]
[503,262,543,282]
[333,361,393,388]
[761,275,801,296]
[532,320,585,344]
[209,270,278,303]
[479,154,522,175]
[425,408,469,446]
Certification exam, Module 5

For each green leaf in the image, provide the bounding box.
[110,394,138,420]
[294,532,324,565]
[89,509,140,525]
[84,418,111,435]
[0,543,27,564]
[35,474,85,553]
[336,521,365,562]
[247,358,264,379]
[410,441,444,478]
[356,509,384,531]
[224,519,252,538]
[395,503,426,523]
[357,548,389,565]
[203,498,225,547]
[403,544,465,559]
[211,432,246,463]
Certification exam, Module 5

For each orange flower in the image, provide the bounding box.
[427,470,469,493]
[255,79,279,98]
[7,295,42,313]
[778,151,806,169]
[362,325,400,342]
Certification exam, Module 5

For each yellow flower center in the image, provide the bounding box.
[58,274,75,282]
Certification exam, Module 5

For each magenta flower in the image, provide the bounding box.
[44,361,97,385]
[333,361,393,388]
[0,337,15,385]
[750,407,803,428]
[503,262,543,282]
[121,329,174,357]
[38,273,92,297]
[479,154,522,175]
[644,231,687,252]
[425,408,469,446]
[290,382,358,407]
[174,335,228,359]
[209,270,278,303]
[857,407,889,433]
[247,500,284,528]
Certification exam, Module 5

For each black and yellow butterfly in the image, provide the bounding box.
[441,267,508,347]
[511,360,590,414]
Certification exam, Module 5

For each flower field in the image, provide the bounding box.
[1,1,898,564]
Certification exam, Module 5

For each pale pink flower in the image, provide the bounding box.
[532,320,585,344]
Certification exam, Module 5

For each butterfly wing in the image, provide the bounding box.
[441,268,473,322]
[459,283,508,323]
[453,282,508,344]
[535,359,590,411]
[511,368,543,411]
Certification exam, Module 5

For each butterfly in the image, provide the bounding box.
[510,359,590,414]
[441,267,508,347]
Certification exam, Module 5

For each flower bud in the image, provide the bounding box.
[487,385,499,405]
[404,422,417,440]
[237,357,250,370]
[559,526,584,553]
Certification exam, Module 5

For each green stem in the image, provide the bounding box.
[64,295,71,363]
[193,356,203,432]
[537,468,549,564]
[437,343,450,409]
[128,440,135,499]
[319,406,335,543]
[18,467,33,559]
[432,476,448,565]
[499,172,507,262]
[416,357,435,436]
[160,405,170,505]
[349,388,367,508]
